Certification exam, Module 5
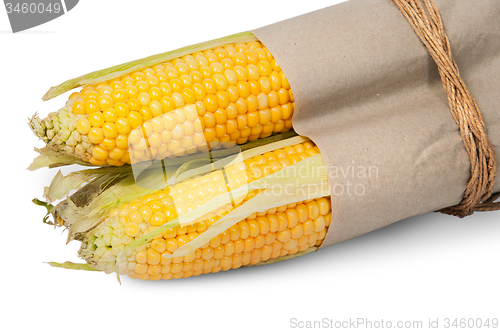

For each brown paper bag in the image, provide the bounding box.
[252,0,500,248]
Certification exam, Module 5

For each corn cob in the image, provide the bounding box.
[30,40,294,166]
[78,141,331,280]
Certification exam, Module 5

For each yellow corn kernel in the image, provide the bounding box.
[81,140,331,281]
[35,41,295,166]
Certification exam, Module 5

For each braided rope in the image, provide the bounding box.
[392,0,500,217]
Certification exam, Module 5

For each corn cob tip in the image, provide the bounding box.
[29,104,96,163]
[28,114,47,142]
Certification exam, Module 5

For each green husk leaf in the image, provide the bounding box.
[118,136,318,259]
[52,132,301,240]
[118,132,299,187]
[130,131,298,187]
[125,153,330,259]
[168,181,329,258]
[115,181,247,258]
[65,134,300,233]
[46,261,99,271]
[43,32,257,101]
[169,134,307,185]
[116,220,179,263]
[60,158,185,240]
[28,147,92,170]
[30,129,296,172]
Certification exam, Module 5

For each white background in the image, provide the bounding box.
[1,1,499,331]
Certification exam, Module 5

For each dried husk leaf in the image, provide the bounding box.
[46,261,99,271]
[166,154,330,258]
[169,135,308,184]
[60,174,157,242]
[44,170,107,203]
[28,147,92,170]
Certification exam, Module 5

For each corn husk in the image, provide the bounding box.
[28,147,92,170]
[46,262,98,271]
[35,132,298,241]
[114,150,329,269]
[41,134,329,277]
[42,32,256,101]
[164,153,330,258]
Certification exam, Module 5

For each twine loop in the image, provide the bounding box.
[392,0,500,217]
